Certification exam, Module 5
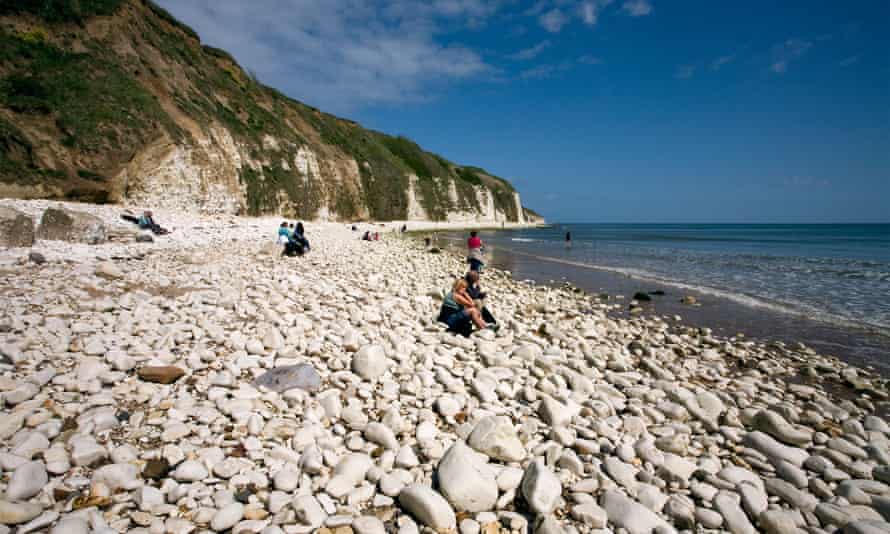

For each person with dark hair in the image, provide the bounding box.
[277,221,290,244]
[565,230,572,249]
[283,222,310,256]
[437,272,498,336]
[467,230,485,272]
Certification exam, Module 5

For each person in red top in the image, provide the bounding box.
[467,231,485,272]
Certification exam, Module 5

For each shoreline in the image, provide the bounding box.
[0,198,889,533]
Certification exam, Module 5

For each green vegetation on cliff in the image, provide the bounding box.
[0,0,524,221]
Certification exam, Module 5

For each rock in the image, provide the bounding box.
[437,441,498,512]
[94,261,124,280]
[467,415,526,463]
[570,503,607,528]
[51,517,89,534]
[759,510,805,534]
[325,454,372,497]
[137,366,186,384]
[365,422,399,450]
[633,292,652,302]
[172,460,208,482]
[538,396,579,427]
[135,233,154,243]
[93,463,142,491]
[713,491,757,534]
[27,251,45,264]
[399,484,456,530]
[0,500,42,525]
[738,482,768,518]
[521,459,562,515]
[36,208,106,244]
[143,458,171,480]
[658,453,697,486]
[843,521,890,534]
[752,410,813,446]
[212,503,244,531]
[254,364,320,393]
[744,431,809,467]
[0,207,35,247]
[134,486,164,511]
[352,345,389,380]
[353,516,387,534]
[292,495,326,528]
[600,491,674,534]
[764,478,818,512]
[681,295,697,305]
[535,515,566,534]
[6,461,47,501]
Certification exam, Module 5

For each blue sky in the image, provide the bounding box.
[157,0,889,223]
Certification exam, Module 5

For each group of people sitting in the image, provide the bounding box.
[436,231,498,336]
[121,210,170,235]
[277,221,311,256]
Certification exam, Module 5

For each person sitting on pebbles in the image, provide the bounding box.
[465,270,498,326]
[277,221,291,244]
[438,274,498,336]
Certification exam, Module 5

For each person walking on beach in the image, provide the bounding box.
[565,230,572,249]
[467,231,485,272]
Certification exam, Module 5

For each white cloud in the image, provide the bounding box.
[578,0,613,25]
[539,8,569,32]
[839,55,859,67]
[509,40,552,61]
[154,0,499,112]
[711,54,736,70]
[770,38,813,73]
[622,0,652,17]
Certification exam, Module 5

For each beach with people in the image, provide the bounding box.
[0,198,888,533]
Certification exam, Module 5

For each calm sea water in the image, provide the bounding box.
[474,224,890,337]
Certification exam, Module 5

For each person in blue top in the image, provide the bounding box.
[137,210,169,235]
[277,222,290,244]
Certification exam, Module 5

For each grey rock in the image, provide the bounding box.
[600,491,675,534]
[6,461,47,501]
[0,207,35,248]
[352,345,389,380]
[714,491,757,534]
[467,416,526,463]
[36,208,106,244]
[521,459,562,515]
[842,520,890,534]
[437,441,498,513]
[398,484,456,530]
[759,510,805,534]
[753,410,813,446]
[744,431,809,467]
[764,478,819,512]
[0,500,42,525]
[254,364,320,393]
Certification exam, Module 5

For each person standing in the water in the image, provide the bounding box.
[565,230,572,249]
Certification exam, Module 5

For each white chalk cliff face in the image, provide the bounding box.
[117,127,524,223]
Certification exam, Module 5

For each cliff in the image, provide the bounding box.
[0,0,530,223]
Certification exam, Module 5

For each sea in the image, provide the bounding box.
[444,224,890,374]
